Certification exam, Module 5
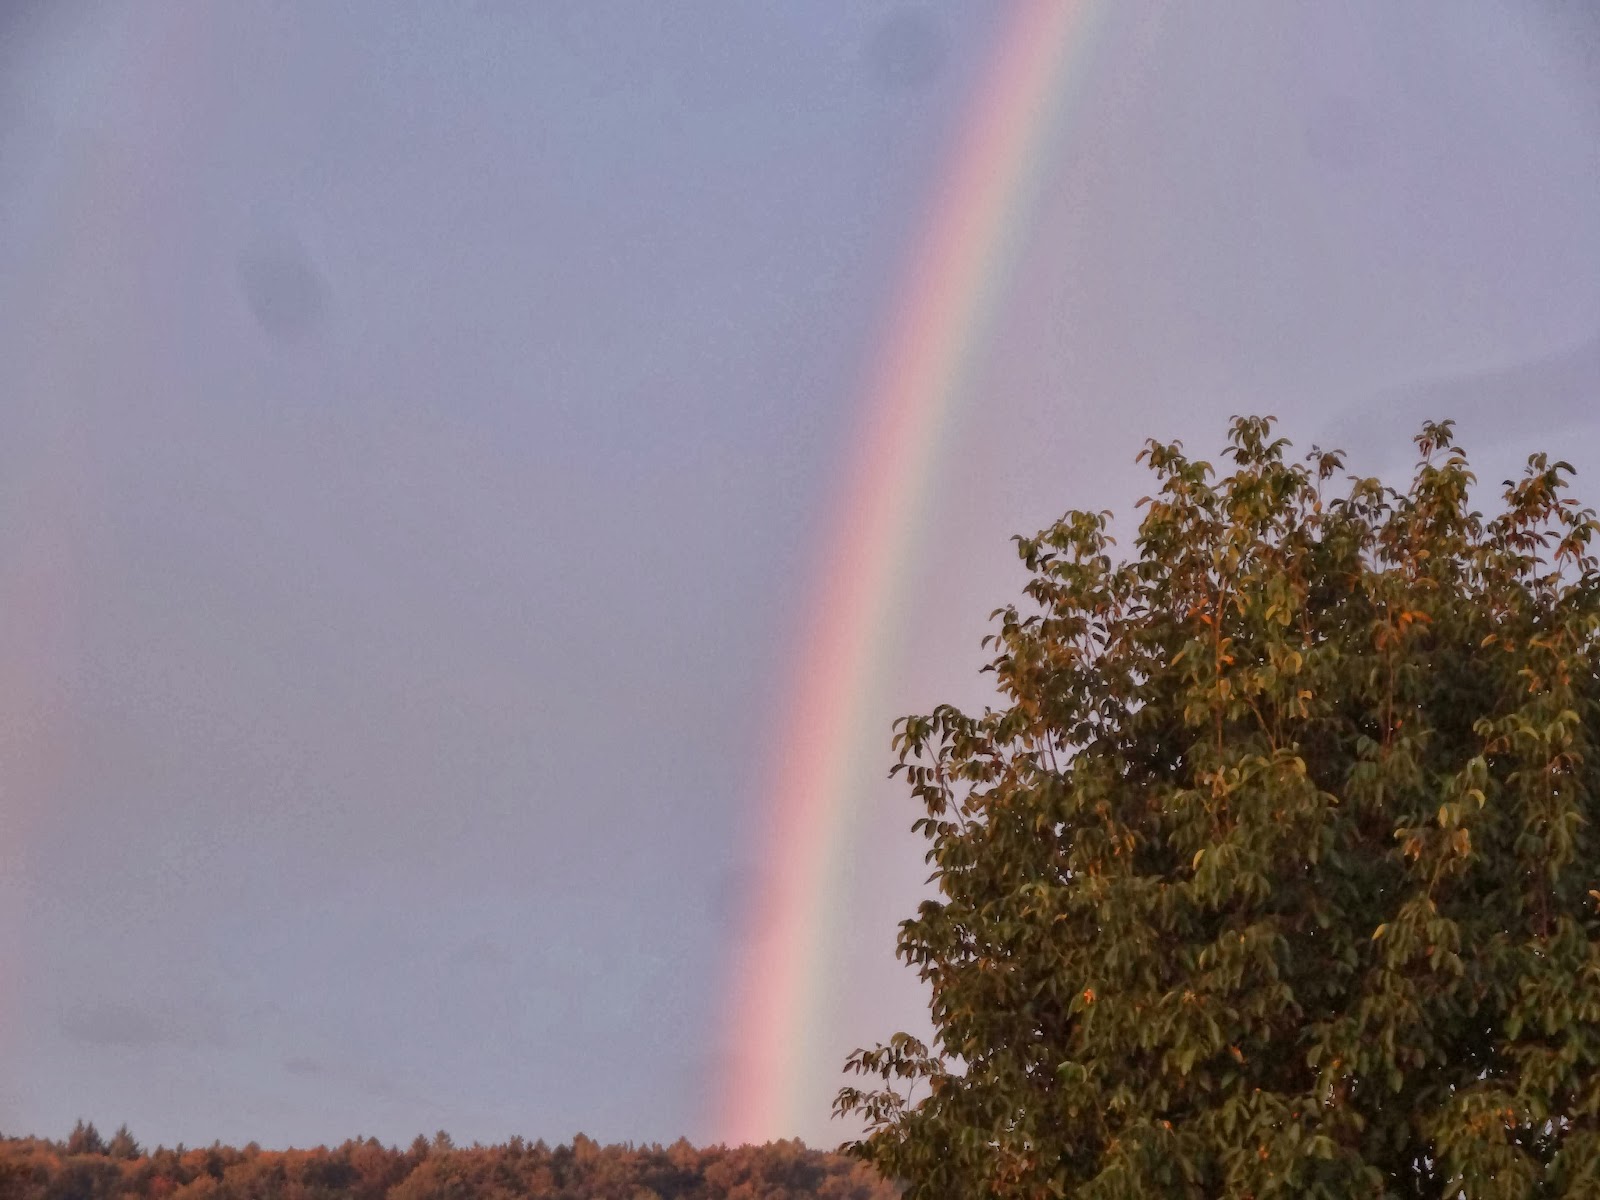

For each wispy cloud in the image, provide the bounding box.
[58,1000,231,1051]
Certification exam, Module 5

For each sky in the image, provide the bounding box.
[2,0,1599,1154]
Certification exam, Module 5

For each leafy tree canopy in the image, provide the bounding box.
[838,417,1600,1198]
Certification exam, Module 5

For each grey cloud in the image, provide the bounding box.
[237,235,328,341]
[1323,330,1600,462]
[59,1002,170,1048]
[58,997,234,1052]
[57,1004,195,1049]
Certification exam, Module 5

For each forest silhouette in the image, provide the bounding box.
[0,1125,898,1200]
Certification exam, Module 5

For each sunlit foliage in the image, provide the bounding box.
[0,1128,896,1200]
[839,418,1600,1197]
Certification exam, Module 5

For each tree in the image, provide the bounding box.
[64,1125,104,1159]
[107,1129,141,1163]
[0,1132,898,1200]
[837,418,1600,1198]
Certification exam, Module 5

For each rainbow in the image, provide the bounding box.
[0,4,215,1069]
[721,0,1112,1145]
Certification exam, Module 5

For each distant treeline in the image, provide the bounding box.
[0,1124,898,1200]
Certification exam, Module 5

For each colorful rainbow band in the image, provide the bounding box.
[721,0,1109,1145]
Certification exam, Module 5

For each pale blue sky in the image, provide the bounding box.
[1,0,1597,1151]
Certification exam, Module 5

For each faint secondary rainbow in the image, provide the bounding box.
[0,5,217,1062]
[722,0,1111,1144]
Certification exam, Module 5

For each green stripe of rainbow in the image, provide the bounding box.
[721,0,1110,1144]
